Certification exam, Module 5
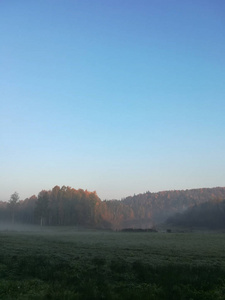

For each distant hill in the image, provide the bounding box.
[1,186,225,229]
[116,187,225,229]
[166,199,225,230]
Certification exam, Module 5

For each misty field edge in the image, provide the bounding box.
[1,229,225,299]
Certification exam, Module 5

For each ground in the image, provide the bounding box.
[0,226,225,299]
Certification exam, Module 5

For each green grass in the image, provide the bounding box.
[1,227,225,299]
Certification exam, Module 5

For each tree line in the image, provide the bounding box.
[167,198,225,229]
[1,186,225,229]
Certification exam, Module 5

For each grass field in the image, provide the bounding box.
[0,226,225,299]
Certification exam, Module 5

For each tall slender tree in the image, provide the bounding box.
[8,192,19,224]
[35,191,49,226]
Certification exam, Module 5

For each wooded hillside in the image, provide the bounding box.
[1,186,225,229]
[167,198,225,229]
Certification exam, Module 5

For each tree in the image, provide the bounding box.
[8,192,19,224]
[35,191,49,226]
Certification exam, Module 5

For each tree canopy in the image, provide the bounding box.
[1,186,225,229]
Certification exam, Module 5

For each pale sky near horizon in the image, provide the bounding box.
[1,0,225,201]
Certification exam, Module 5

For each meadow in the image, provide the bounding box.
[0,226,225,299]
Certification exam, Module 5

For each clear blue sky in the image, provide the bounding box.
[1,0,225,201]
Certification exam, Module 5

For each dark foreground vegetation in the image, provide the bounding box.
[1,186,225,230]
[1,227,225,299]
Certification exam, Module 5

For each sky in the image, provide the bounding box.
[1,0,225,201]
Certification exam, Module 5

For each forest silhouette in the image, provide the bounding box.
[1,186,225,230]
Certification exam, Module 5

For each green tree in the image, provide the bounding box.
[35,191,49,226]
[8,192,19,224]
